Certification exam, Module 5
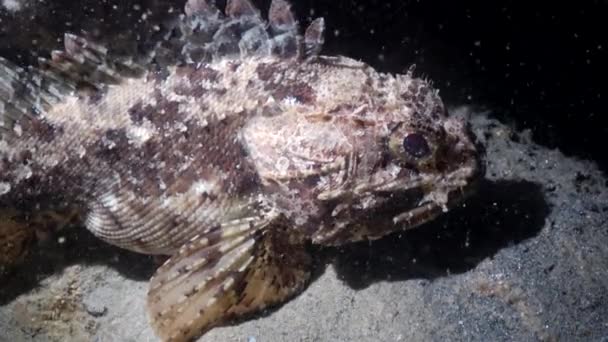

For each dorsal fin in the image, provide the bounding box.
[1,0,325,139]
[174,0,325,64]
[269,0,297,33]
[184,0,222,18]
[226,0,260,18]
[0,32,149,139]
[304,17,325,57]
[39,33,147,89]
[0,56,73,136]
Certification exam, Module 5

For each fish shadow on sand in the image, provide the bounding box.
[328,179,549,289]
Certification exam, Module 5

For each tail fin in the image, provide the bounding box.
[147,217,311,341]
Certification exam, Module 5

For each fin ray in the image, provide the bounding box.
[173,0,325,64]
[148,218,311,342]
[1,32,148,139]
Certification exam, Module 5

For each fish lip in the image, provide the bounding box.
[389,154,484,226]
[390,181,473,227]
[319,145,484,229]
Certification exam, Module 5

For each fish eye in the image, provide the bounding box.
[402,132,431,158]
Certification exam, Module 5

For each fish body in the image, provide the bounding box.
[0,0,483,340]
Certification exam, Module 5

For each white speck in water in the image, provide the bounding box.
[0,182,10,195]
[77,145,86,158]
[192,180,216,195]
[13,124,22,137]
[100,193,120,211]
[127,126,154,146]
[16,165,32,181]
[282,96,299,106]
[1,0,21,12]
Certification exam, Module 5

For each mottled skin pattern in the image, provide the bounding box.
[0,0,483,341]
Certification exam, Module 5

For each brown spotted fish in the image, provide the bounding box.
[0,0,483,340]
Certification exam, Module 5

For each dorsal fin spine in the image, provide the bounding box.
[176,0,326,63]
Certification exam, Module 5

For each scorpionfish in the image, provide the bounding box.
[0,0,483,340]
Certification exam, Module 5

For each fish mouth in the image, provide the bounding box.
[371,152,484,230]
[314,140,484,242]
[389,177,478,227]
[311,158,483,246]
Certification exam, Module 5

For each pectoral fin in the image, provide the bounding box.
[147,217,311,342]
